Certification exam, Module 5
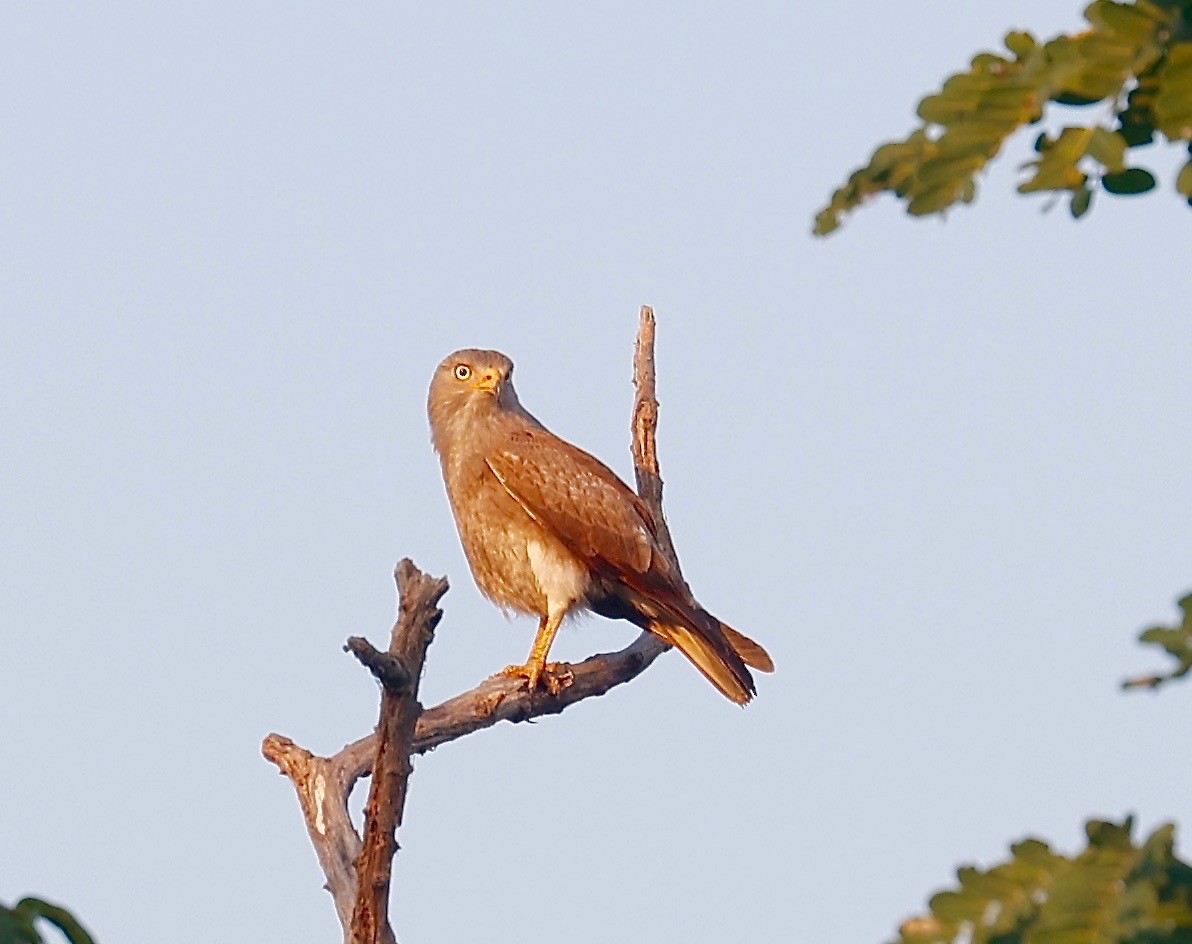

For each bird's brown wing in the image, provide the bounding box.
[485,426,658,575]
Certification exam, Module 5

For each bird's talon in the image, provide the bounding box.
[543,662,574,695]
[499,661,572,695]
[499,662,538,691]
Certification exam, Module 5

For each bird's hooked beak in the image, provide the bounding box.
[475,368,501,394]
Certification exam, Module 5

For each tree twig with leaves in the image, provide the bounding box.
[1122,591,1192,690]
[815,0,1192,235]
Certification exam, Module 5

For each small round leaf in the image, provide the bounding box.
[1102,167,1157,194]
[1178,159,1192,198]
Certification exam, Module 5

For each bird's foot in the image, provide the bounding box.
[500,661,574,696]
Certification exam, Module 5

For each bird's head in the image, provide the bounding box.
[428,349,523,451]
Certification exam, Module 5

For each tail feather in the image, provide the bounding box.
[649,620,754,705]
[589,578,769,704]
[720,624,775,673]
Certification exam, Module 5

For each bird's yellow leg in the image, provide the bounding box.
[502,610,570,694]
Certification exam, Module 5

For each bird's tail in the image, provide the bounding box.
[597,580,774,704]
[647,604,773,706]
[648,619,755,705]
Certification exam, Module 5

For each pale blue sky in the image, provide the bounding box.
[2,3,1190,942]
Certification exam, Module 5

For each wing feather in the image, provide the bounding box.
[485,427,656,575]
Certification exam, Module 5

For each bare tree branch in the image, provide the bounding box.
[633,305,692,600]
[348,561,445,944]
[632,306,675,561]
[264,306,683,938]
[264,560,445,943]
[328,629,668,783]
[261,735,362,933]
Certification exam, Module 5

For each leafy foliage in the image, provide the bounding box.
[892,818,1192,944]
[1123,592,1192,690]
[815,1,1192,235]
[0,898,94,944]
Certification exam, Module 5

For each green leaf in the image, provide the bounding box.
[907,183,965,216]
[1005,30,1038,58]
[971,52,1010,72]
[812,209,839,237]
[1156,43,1192,140]
[1018,126,1093,192]
[1054,90,1107,105]
[914,154,987,191]
[1060,63,1132,102]
[1052,125,1097,162]
[1102,166,1158,192]
[1117,62,1162,146]
[1086,126,1129,171]
[0,907,41,944]
[1123,592,1192,690]
[917,94,975,126]
[1086,0,1165,41]
[935,123,1007,157]
[1071,185,1095,217]
[868,140,921,174]
[6,900,94,944]
[1177,158,1192,196]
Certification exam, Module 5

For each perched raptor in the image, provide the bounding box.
[427,348,773,704]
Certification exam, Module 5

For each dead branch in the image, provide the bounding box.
[633,305,682,574]
[264,306,682,939]
[264,560,445,944]
[261,733,362,932]
[348,561,445,944]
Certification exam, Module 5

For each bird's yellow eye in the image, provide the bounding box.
[454,364,472,381]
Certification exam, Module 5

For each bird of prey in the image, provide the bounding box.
[428,348,773,704]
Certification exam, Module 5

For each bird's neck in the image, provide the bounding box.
[431,394,499,462]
